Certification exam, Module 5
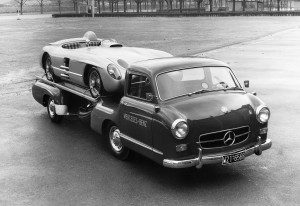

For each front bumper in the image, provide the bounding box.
[163,137,272,169]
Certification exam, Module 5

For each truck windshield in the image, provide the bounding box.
[156,67,241,101]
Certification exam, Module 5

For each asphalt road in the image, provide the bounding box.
[0,15,300,205]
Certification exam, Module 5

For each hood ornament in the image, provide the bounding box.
[221,106,229,114]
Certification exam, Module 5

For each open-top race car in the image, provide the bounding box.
[40,31,172,97]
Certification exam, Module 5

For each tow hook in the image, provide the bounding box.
[255,136,263,155]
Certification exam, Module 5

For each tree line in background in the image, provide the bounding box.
[13,0,293,15]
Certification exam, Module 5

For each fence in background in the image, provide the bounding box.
[2,0,300,16]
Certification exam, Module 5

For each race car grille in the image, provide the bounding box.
[198,126,250,149]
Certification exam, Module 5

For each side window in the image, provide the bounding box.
[128,74,153,101]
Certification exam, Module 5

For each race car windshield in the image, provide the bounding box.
[156,67,241,101]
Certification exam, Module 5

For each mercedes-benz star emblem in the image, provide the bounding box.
[223,131,235,146]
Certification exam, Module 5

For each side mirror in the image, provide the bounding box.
[244,80,249,88]
[146,93,154,102]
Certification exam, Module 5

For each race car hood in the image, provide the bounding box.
[80,46,173,66]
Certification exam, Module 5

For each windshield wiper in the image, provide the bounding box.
[170,87,242,100]
[188,89,211,96]
[224,86,244,91]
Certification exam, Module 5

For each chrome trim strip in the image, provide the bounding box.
[235,131,250,138]
[53,66,65,72]
[60,65,69,70]
[163,138,272,169]
[95,104,114,114]
[53,66,83,77]
[153,148,163,155]
[123,97,156,109]
[60,73,69,78]
[120,133,163,155]
[69,71,83,77]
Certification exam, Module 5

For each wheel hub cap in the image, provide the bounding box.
[49,100,55,117]
[110,128,123,152]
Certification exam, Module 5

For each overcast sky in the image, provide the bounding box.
[1,0,12,4]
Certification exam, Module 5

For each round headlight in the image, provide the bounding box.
[256,105,270,124]
[107,64,122,80]
[171,119,189,140]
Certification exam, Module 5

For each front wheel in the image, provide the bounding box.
[44,54,60,82]
[47,97,63,123]
[88,68,102,98]
[107,123,130,160]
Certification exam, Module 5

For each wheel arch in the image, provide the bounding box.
[105,120,131,160]
[41,52,50,70]
[42,94,50,107]
[42,93,62,107]
[83,64,94,85]
[84,65,108,97]
[102,119,114,136]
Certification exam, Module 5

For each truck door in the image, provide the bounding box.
[119,73,155,150]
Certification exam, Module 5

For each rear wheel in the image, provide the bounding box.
[107,123,130,160]
[47,97,63,123]
[88,68,102,98]
[44,54,59,82]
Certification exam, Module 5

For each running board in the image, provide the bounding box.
[35,76,100,103]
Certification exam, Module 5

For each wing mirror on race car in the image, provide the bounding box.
[244,80,249,88]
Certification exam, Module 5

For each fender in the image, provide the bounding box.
[40,46,60,68]
[90,97,121,136]
[32,80,63,106]
[78,58,124,93]
[78,59,100,68]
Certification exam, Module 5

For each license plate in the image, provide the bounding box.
[222,151,245,165]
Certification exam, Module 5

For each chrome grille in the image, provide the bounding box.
[199,126,250,149]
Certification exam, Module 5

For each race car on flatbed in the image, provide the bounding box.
[33,33,272,169]
[40,31,172,98]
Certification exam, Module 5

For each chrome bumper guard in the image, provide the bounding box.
[163,137,272,169]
